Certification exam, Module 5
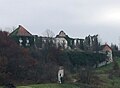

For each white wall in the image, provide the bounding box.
[56,38,68,49]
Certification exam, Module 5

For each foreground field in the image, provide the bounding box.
[18,84,81,88]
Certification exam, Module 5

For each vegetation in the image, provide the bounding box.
[0,31,36,85]
[18,84,81,88]
[1,30,120,88]
[94,57,120,88]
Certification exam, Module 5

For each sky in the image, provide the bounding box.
[0,0,120,45]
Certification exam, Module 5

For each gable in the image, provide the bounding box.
[59,31,66,37]
[9,25,32,36]
[102,45,112,52]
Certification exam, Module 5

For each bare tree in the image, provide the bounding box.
[43,29,55,38]
[4,26,16,33]
[42,29,56,49]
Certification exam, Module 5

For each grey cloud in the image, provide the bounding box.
[0,0,120,45]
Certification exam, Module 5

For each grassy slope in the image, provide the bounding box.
[95,58,120,88]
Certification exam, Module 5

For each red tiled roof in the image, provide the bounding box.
[10,25,32,36]
[100,44,112,51]
[17,25,32,36]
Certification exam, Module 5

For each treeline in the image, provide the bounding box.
[0,31,107,85]
[59,51,107,68]
[0,31,36,84]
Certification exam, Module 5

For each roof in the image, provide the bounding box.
[100,44,112,51]
[56,30,84,41]
[56,30,67,38]
[9,25,32,36]
[59,30,66,37]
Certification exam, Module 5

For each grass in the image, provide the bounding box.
[96,57,120,74]
[95,57,120,88]
[17,84,81,88]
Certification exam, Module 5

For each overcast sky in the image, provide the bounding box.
[0,0,120,45]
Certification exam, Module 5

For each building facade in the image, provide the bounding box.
[100,44,113,63]
[9,25,35,47]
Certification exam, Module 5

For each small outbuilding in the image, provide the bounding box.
[100,43,113,63]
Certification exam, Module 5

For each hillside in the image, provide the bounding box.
[0,58,120,88]
[0,31,120,88]
[14,58,120,88]
[95,57,120,88]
